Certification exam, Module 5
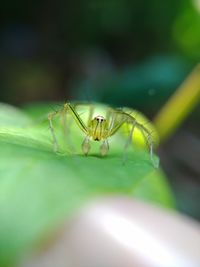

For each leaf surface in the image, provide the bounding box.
[0,103,175,266]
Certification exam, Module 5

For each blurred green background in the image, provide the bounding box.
[0,0,200,219]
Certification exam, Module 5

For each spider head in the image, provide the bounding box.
[90,115,107,141]
[94,115,105,123]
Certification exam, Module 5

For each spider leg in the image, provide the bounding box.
[87,104,94,126]
[123,120,136,163]
[60,105,69,136]
[100,139,109,156]
[120,112,156,166]
[65,103,93,155]
[138,123,158,167]
[74,102,94,126]
[108,110,157,167]
[60,105,76,153]
[48,103,89,154]
[108,111,118,133]
[73,103,96,155]
[108,111,128,136]
[64,103,88,134]
[48,111,59,152]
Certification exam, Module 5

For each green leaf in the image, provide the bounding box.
[0,103,33,127]
[0,102,175,267]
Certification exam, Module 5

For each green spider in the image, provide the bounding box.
[48,103,157,166]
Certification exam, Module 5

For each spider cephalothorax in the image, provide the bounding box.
[48,102,157,166]
[89,116,108,141]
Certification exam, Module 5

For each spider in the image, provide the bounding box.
[48,103,158,166]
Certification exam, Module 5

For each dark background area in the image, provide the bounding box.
[0,0,200,219]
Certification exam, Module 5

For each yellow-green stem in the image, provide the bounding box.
[154,64,200,142]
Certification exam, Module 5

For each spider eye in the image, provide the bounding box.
[94,116,105,122]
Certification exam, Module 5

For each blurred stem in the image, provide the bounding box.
[154,64,200,143]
